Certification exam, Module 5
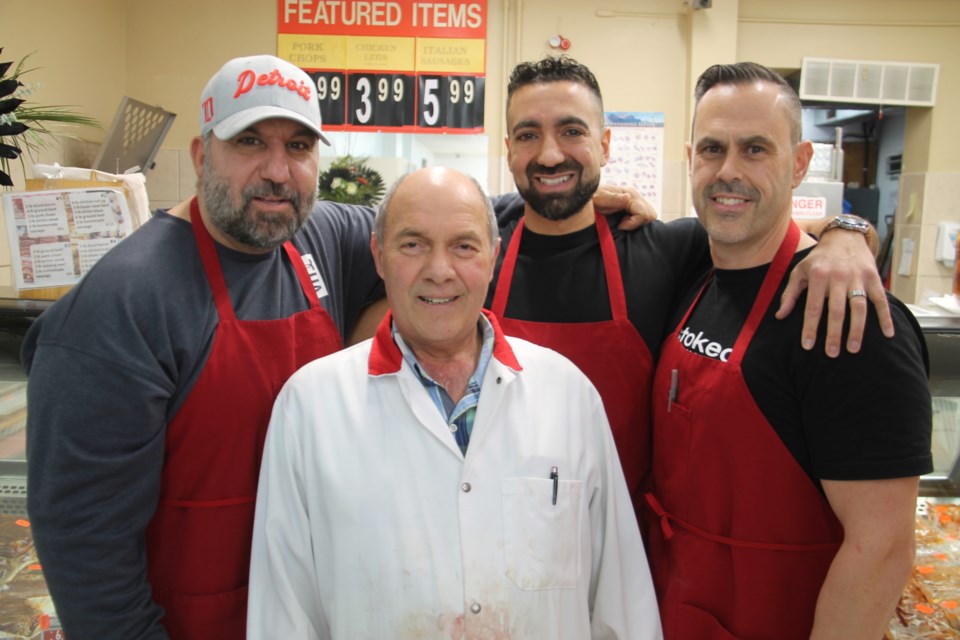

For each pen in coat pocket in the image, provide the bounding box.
[550,466,558,506]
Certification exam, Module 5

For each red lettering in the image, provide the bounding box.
[234,68,310,101]
[201,97,214,123]
[234,70,256,98]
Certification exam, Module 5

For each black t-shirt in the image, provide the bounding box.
[487,194,712,360]
[670,247,933,485]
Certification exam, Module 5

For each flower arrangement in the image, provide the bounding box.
[0,49,100,187]
[317,155,385,206]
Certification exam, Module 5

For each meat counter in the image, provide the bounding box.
[887,311,960,639]
[1,298,958,638]
[0,298,62,639]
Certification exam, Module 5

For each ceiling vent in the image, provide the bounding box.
[800,57,938,107]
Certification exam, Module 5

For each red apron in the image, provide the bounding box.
[644,221,844,640]
[490,213,653,507]
[145,198,342,639]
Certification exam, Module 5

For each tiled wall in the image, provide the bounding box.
[146,147,197,212]
[891,172,960,304]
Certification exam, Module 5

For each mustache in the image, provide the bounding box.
[526,160,583,179]
[242,181,302,207]
[704,181,759,200]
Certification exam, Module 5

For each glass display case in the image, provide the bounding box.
[0,298,62,639]
[1,297,958,638]
[887,312,960,639]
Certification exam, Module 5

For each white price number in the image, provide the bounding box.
[421,78,441,126]
[448,78,475,105]
[316,75,341,101]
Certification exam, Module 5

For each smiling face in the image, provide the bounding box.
[687,80,813,268]
[505,81,610,234]
[371,168,500,361]
[192,117,319,254]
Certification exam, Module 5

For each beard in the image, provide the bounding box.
[517,160,599,222]
[696,180,763,244]
[200,158,316,250]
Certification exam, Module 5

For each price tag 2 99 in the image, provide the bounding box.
[309,71,346,127]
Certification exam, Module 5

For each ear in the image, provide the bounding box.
[370,232,385,279]
[599,126,611,167]
[792,140,814,189]
[504,133,513,164]
[685,141,693,177]
[190,136,206,178]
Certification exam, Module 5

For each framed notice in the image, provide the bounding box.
[601,112,664,218]
[2,188,132,290]
[277,0,486,134]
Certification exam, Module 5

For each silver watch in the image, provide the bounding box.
[821,214,870,236]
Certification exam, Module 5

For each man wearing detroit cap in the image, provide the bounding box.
[22,55,384,639]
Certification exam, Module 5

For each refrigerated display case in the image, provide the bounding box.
[0,298,63,639]
[2,296,958,638]
[888,311,960,639]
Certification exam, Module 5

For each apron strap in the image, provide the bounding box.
[644,492,840,552]
[490,218,523,316]
[728,220,802,366]
[190,197,236,322]
[594,214,629,321]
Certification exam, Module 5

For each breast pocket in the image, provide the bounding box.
[501,477,583,590]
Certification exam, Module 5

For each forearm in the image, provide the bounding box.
[803,215,879,256]
[812,477,920,640]
[27,348,170,639]
[809,537,913,639]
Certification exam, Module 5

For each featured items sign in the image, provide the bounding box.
[277,0,486,133]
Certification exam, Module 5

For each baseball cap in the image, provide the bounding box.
[199,55,330,146]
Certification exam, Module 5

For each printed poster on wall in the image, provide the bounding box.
[601,112,664,218]
[277,0,486,134]
[2,188,132,290]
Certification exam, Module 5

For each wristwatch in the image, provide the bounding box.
[821,214,871,236]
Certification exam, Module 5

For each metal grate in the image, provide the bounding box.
[0,476,27,516]
[93,97,176,175]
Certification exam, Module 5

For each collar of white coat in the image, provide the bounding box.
[368,308,523,375]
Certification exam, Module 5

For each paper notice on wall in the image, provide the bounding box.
[2,188,132,290]
[898,237,915,277]
[601,112,664,218]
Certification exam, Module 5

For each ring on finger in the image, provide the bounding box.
[847,288,867,299]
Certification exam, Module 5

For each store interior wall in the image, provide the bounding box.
[0,0,957,302]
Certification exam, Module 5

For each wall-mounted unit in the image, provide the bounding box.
[800,58,939,107]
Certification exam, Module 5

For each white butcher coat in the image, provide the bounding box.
[248,312,661,640]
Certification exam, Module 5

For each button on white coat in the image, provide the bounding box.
[470,602,482,614]
[461,482,472,492]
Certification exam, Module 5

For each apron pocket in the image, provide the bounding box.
[147,497,257,595]
[674,602,741,640]
[501,477,583,590]
[153,584,248,640]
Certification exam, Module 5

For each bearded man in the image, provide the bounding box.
[22,55,383,640]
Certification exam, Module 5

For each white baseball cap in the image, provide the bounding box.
[199,55,330,146]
